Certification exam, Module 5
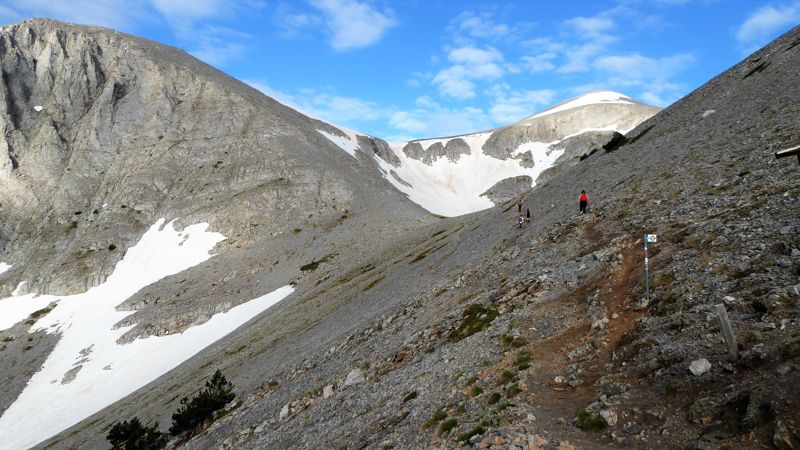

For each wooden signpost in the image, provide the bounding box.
[714,303,739,361]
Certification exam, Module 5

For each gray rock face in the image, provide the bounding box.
[480,176,533,205]
[0,19,428,299]
[482,102,659,160]
[401,138,472,165]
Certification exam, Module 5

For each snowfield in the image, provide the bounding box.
[317,91,644,217]
[525,90,634,121]
[0,219,294,449]
[387,134,563,216]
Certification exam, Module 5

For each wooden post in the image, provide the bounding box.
[714,303,738,361]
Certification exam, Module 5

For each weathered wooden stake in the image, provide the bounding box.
[714,303,738,361]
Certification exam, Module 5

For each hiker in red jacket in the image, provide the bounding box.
[579,190,588,214]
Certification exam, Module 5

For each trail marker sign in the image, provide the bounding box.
[646,234,657,243]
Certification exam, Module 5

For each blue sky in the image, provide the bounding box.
[1,1,798,140]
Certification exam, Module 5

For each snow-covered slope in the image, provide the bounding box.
[0,219,293,449]
[320,91,659,217]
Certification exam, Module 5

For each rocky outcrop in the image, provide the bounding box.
[481,102,658,160]
[480,176,532,206]
[402,137,472,165]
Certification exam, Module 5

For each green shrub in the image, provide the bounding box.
[486,392,501,405]
[437,418,458,436]
[449,304,499,342]
[107,417,166,450]
[469,385,483,397]
[576,408,607,431]
[505,383,521,399]
[423,408,447,429]
[498,370,516,385]
[169,370,235,436]
[458,426,485,443]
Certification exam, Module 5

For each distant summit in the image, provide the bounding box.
[365,91,660,216]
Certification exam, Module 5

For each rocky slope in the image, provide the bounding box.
[0,18,434,448]
[386,91,659,216]
[0,17,797,450]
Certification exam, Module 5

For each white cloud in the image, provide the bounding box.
[308,0,396,50]
[565,16,615,37]
[592,52,695,106]
[487,84,556,123]
[273,2,322,39]
[736,2,800,49]
[521,53,557,73]
[448,46,502,64]
[390,111,427,133]
[557,42,605,73]
[432,67,478,100]
[451,10,512,41]
[149,0,229,21]
[387,96,490,138]
[593,52,695,79]
[5,0,149,30]
[433,45,505,99]
[246,80,382,126]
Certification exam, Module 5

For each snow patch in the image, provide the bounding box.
[0,219,294,449]
[378,126,622,217]
[317,128,360,158]
[702,109,716,118]
[0,262,10,276]
[377,132,567,217]
[527,91,633,121]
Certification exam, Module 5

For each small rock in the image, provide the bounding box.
[612,312,619,319]
[323,384,334,398]
[689,358,711,376]
[600,409,618,426]
[344,368,365,386]
[722,295,736,304]
[788,285,800,297]
[777,364,792,375]
[773,420,797,449]
[279,403,289,420]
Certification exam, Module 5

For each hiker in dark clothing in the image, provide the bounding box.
[526,208,531,223]
[517,199,523,213]
[579,190,588,214]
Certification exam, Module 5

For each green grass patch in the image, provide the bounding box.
[402,391,418,403]
[436,418,458,437]
[423,408,447,429]
[468,385,483,398]
[458,426,485,444]
[505,383,521,399]
[299,253,336,272]
[486,392,501,405]
[498,370,516,385]
[449,304,499,342]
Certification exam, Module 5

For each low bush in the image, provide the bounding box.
[107,417,166,450]
[169,370,235,436]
